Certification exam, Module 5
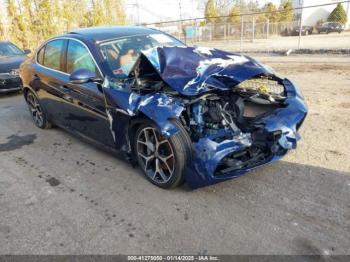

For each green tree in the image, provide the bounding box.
[328,3,348,25]
[228,6,240,24]
[102,0,126,25]
[235,0,247,13]
[35,0,59,40]
[7,0,28,48]
[259,2,279,23]
[279,0,294,22]
[4,0,127,50]
[86,0,126,26]
[113,0,127,25]
[205,0,219,23]
[62,0,79,30]
[0,21,5,41]
[246,0,259,12]
[91,1,105,26]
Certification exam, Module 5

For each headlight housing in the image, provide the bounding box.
[236,76,285,97]
[10,69,20,76]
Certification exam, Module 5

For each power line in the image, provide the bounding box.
[220,0,236,9]
[137,1,174,21]
[142,0,350,25]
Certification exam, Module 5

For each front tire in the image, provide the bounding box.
[25,91,51,129]
[133,120,191,189]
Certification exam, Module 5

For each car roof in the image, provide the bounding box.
[67,26,160,43]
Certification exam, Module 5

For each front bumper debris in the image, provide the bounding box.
[185,78,307,188]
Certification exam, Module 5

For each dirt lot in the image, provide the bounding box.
[257,55,350,173]
[195,31,350,52]
[0,55,349,255]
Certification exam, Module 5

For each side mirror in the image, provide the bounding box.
[69,68,103,85]
[24,49,31,55]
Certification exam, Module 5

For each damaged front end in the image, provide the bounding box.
[182,76,307,188]
[103,46,307,188]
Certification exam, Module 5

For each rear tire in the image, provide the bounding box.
[25,91,51,129]
[133,119,191,189]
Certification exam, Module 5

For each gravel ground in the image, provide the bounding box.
[0,55,349,255]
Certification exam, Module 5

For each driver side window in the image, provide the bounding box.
[66,40,97,75]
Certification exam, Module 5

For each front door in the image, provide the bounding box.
[61,39,114,147]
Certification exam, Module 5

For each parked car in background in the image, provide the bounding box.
[281,26,313,36]
[20,26,307,189]
[291,26,313,36]
[0,41,30,94]
[316,22,344,34]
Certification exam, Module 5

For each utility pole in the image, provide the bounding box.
[266,19,269,39]
[347,1,350,29]
[179,0,185,42]
[179,0,183,21]
[252,15,255,43]
[240,16,244,52]
[136,0,140,25]
[298,0,304,49]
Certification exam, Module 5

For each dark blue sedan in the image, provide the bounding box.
[20,26,307,189]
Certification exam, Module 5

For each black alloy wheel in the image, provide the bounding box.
[26,91,51,129]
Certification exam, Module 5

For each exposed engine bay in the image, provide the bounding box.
[181,76,285,141]
[180,76,287,176]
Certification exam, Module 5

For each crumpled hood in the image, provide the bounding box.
[137,46,274,96]
[0,55,26,73]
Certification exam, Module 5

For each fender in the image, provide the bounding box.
[136,93,184,136]
[103,86,184,151]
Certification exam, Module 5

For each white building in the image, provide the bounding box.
[292,0,350,28]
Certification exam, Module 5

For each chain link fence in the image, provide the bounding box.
[144,1,350,53]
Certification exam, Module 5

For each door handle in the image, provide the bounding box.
[61,85,72,94]
[33,74,40,81]
[60,86,73,102]
[62,93,74,102]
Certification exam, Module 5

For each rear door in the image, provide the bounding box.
[60,39,114,146]
[32,39,70,127]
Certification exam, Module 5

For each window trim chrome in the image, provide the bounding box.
[35,37,103,77]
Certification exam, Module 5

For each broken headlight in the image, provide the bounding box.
[236,77,285,98]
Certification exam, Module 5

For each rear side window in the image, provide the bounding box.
[66,40,97,74]
[37,46,45,65]
[43,39,64,71]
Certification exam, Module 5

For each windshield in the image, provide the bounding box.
[0,42,24,57]
[99,33,185,76]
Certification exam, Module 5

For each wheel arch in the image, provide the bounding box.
[130,115,192,188]
[126,113,191,159]
[22,85,38,100]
